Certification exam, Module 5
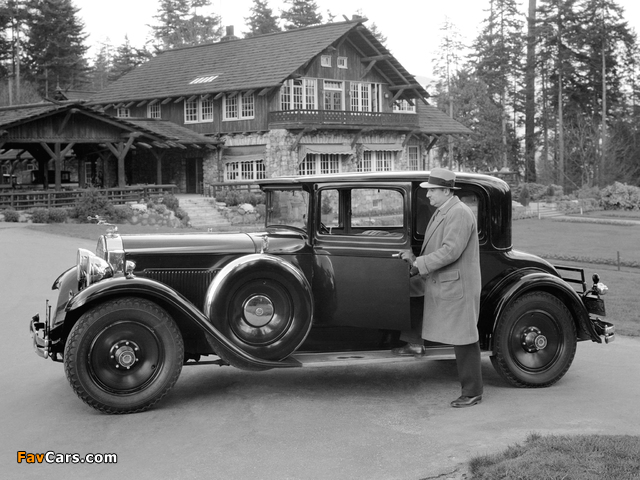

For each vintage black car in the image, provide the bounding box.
[30,172,614,413]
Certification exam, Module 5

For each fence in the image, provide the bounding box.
[0,185,178,211]
[202,181,262,199]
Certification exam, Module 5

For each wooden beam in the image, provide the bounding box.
[214,92,224,100]
[161,97,173,104]
[148,98,159,105]
[258,87,274,96]
[289,127,314,152]
[136,100,148,107]
[388,84,423,91]
[173,97,185,103]
[125,101,136,108]
[351,128,372,148]
[186,95,198,102]
[361,60,377,78]
[201,94,211,100]
[362,54,391,62]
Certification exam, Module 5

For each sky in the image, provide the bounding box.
[74,0,640,79]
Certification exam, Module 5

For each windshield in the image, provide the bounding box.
[266,188,309,230]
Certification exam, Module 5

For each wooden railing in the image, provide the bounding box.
[0,185,178,211]
[269,110,419,128]
[202,181,262,199]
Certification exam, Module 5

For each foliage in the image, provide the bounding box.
[512,182,549,202]
[215,188,265,207]
[21,0,89,97]
[109,37,151,83]
[160,192,180,211]
[151,0,222,50]
[280,0,322,30]
[112,204,134,222]
[518,184,530,206]
[244,0,280,37]
[2,209,20,222]
[599,182,640,210]
[71,188,116,222]
[30,208,49,223]
[48,208,69,223]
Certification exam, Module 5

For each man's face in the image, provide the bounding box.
[426,188,450,208]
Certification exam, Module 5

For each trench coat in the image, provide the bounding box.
[411,196,481,345]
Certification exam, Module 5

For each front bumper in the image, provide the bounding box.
[30,313,50,359]
[591,318,615,344]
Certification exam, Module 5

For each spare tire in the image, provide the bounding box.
[205,254,313,360]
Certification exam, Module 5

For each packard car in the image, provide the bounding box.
[30,172,614,413]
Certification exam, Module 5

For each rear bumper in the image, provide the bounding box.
[591,318,615,344]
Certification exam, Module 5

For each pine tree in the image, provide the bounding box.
[89,41,113,92]
[22,0,89,98]
[280,0,323,30]
[244,0,280,38]
[151,0,222,50]
[109,37,151,83]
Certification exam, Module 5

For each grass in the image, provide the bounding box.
[469,433,640,479]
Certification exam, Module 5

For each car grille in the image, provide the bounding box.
[142,269,219,308]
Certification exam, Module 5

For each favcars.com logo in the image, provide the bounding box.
[17,451,117,464]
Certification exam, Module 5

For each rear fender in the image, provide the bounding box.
[66,277,300,371]
[479,269,596,347]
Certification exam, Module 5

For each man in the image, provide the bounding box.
[393,168,483,408]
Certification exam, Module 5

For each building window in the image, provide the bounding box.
[280,78,317,110]
[321,55,331,67]
[116,107,130,118]
[393,99,416,113]
[224,159,265,181]
[356,151,395,172]
[349,82,383,112]
[337,57,348,69]
[184,96,213,123]
[407,146,420,170]
[223,92,255,120]
[298,153,342,175]
[324,80,344,111]
[147,103,161,119]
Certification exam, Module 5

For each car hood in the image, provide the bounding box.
[117,232,258,255]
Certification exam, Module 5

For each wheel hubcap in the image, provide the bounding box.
[521,326,548,352]
[243,295,274,327]
[110,340,140,369]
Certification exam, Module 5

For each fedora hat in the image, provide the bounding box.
[419,168,460,189]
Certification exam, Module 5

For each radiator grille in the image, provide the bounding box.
[142,269,219,308]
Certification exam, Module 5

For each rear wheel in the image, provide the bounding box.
[64,297,183,414]
[491,292,577,388]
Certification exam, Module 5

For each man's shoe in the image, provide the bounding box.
[450,395,482,408]
[391,343,425,356]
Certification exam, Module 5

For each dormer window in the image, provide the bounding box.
[337,57,347,69]
[189,74,219,84]
[321,55,331,67]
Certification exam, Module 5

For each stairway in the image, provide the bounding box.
[175,195,231,229]
[531,202,563,219]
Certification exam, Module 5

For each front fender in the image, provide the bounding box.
[479,269,595,344]
[66,276,300,371]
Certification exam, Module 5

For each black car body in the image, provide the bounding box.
[30,172,614,413]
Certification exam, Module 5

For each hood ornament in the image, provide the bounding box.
[260,234,269,254]
[87,215,118,237]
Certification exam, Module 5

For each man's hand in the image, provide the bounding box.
[399,250,416,266]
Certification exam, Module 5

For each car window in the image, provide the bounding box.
[267,189,309,230]
[318,187,405,239]
[414,187,483,239]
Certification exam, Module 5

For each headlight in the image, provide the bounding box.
[77,248,113,288]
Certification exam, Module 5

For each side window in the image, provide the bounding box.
[414,187,483,240]
[318,187,405,239]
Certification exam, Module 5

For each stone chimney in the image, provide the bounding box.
[220,26,239,42]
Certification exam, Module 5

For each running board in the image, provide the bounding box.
[291,347,463,368]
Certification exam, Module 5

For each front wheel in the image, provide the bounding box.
[491,291,577,388]
[64,297,184,414]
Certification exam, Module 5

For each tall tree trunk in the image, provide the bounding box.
[524,0,537,182]
[556,9,565,188]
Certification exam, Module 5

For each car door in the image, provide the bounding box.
[311,183,412,331]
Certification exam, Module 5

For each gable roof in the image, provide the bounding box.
[90,20,428,105]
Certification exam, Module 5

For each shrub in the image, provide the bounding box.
[2,209,20,222]
[599,182,640,210]
[512,182,548,202]
[48,208,69,223]
[518,185,530,207]
[161,193,180,211]
[215,188,265,207]
[174,207,189,220]
[155,204,167,214]
[31,208,49,223]
[112,204,134,222]
[73,188,116,221]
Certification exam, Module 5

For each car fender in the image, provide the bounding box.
[479,268,595,344]
[66,276,301,371]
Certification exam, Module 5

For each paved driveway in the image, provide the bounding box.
[1,224,639,480]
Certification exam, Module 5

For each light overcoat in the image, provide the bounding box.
[411,196,481,345]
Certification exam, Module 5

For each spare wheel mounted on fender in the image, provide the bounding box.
[205,254,313,361]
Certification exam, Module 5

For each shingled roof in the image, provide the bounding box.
[90,20,428,105]
[418,104,473,136]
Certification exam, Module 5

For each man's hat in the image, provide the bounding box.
[419,168,460,189]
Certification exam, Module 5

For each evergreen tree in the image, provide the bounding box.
[89,41,113,91]
[21,0,89,98]
[280,0,323,30]
[151,0,222,50]
[109,37,151,83]
[244,0,280,38]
